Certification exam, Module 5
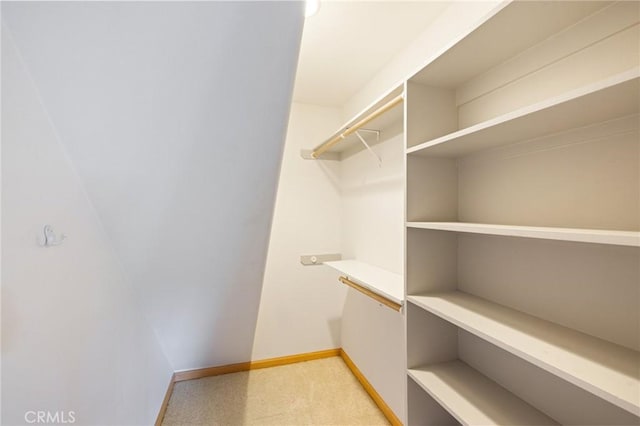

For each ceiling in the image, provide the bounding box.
[293,0,449,107]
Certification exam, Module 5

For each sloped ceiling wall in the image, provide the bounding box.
[3,1,304,370]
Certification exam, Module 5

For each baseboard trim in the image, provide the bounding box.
[154,373,175,426]
[339,349,402,426]
[173,348,341,382]
[155,348,401,426]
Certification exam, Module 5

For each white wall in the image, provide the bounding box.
[342,1,505,121]
[342,291,405,419]
[2,1,304,371]
[252,103,346,360]
[339,132,406,421]
[340,129,405,275]
[1,26,172,425]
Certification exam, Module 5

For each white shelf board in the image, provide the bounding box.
[324,260,403,305]
[409,1,608,88]
[407,70,640,158]
[409,361,558,425]
[408,292,640,416]
[310,84,404,157]
[406,222,640,247]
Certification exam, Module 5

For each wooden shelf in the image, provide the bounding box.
[407,71,640,158]
[324,260,403,306]
[409,361,558,425]
[408,292,640,416]
[406,222,640,247]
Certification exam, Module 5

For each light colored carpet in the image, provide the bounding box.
[162,356,391,426]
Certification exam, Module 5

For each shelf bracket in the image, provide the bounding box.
[354,130,382,167]
[351,127,380,138]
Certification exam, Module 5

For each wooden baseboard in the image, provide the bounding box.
[173,348,340,382]
[340,349,403,426]
[155,348,401,426]
[154,373,175,426]
[155,349,339,425]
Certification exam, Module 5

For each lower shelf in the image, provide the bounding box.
[408,292,640,416]
[409,361,558,425]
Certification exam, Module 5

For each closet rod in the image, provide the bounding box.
[312,94,404,159]
[339,276,402,312]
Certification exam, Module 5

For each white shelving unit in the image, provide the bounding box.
[408,293,640,416]
[325,260,403,306]
[405,1,640,425]
[408,361,558,425]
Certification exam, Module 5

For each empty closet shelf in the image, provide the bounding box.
[324,260,403,309]
[406,70,639,158]
[408,361,558,425]
[408,292,640,416]
[407,222,640,247]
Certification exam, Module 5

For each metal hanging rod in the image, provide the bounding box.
[339,276,402,312]
[312,94,404,159]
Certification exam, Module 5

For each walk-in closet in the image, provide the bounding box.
[2,1,638,425]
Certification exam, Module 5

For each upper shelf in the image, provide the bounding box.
[324,259,403,306]
[407,222,640,247]
[410,1,612,89]
[407,70,640,158]
[309,85,404,159]
[408,292,640,416]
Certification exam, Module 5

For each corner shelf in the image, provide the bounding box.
[406,70,639,158]
[408,292,640,416]
[324,260,403,307]
[408,361,558,425]
[406,222,640,247]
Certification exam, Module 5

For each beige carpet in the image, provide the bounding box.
[162,356,391,426]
